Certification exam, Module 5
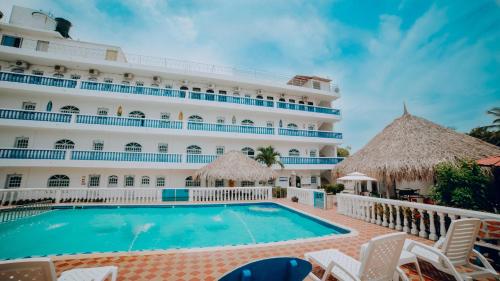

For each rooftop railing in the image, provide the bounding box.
[71,151,182,162]
[187,121,274,135]
[0,148,66,160]
[76,115,183,129]
[278,128,342,139]
[0,71,77,88]
[189,91,274,107]
[277,101,340,115]
[280,157,344,165]
[80,81,186,98]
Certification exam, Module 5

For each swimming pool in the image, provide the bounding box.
[0,203,350,259]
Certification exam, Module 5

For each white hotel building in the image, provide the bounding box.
[0,6,343,190]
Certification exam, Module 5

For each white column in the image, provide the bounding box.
[438,212,447,239]
[429,211,438,241]
[419,209,428,238]
[403,208,410,233]
[371,202,376,224]
[382,204,388,227]
[410,208,419,235]
[389,205,395,229]
[396,206,402,231]
[376,204,382,225]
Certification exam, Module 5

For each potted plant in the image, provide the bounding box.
[291,196,299,203]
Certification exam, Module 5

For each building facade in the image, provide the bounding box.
[0,6,343,189]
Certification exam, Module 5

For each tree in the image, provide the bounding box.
[337,146,351,157]
[468,127,500,146]
[484,107,500,130]
[431,159,493,212]
[255,146,284,168]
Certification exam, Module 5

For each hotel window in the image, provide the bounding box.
[218,90,227,95]
[186,145,202,155]
[279,98,286,102]
[97,108,108,116]
[53,73,64,78]
[289,149,300,157]
[105,49,118,61]
[307,101,314,106]
[311,176,317,184]
[244,94,251,98]
[216,117,225,124]
[312,81,321,90]
[136,81,144,87]
[180,86,189,91]
[233,93,240,97]
[206,89,214,93]
[158,143,168,153]
[14,137,29,148]
[54,139,75,150]
[216,146,225,155]
[12,68,24,73]
[88,77,97,82]
[308,124,315,130]
[298,101,304,104]
[241,147,255,158]
[241,119,254,126]
[60,105,80,114]
[125,142,142,152]
[129,111,145,118]
[256,95,263,99]
[47,175,70,187]
[188,115,203,123]
[185,176,200,187]
[156,177,165,187]
[5,174,22,189]
[160,112,170,120]
[93,140,104,151]
[266,121,274,128]
[165,84,172,89]
[22,102,36,111]
[141,176,150,186]
[310,149,317,157]
[104,78,113,83]
[70,74,81,80]
[267,96,274,101]
[287,123,298,129]
[124,176,135,187]
[215,179,224,187]
[192,87,201,92]
[1,35,22,48]
[241,181,255,187]
[288,99,295,103]
[121,80,130,85]
[32,70,44,76]
[88,175,100,187]
[108,175,118,187]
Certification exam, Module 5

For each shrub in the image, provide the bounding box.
[320,183,345,194]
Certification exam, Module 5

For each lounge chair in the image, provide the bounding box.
[405,218,499,281]
[218,257,312,281]
[305,232,408,281]
[0,257,118,281]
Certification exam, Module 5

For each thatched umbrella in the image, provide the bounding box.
[194,151,277,185]
[334,106,500,192]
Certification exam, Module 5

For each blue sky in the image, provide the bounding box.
[2,0,499,151]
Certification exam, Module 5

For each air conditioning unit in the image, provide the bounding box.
[153,76,161,84]
[234,86,241,92]
[123,73,134,80]
[89,69,100,77]
[54,65,67,73]
[14,60,29,70]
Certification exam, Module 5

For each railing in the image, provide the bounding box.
[187,122,274,135]
[0,187,273,206]
[71,151,182,162]
[278,128,342,139]
[80,81,186,98]
[186,154,219,163]
[0,200,53,223]
[0,71,77,88]
[0,108,71,123]
[284,187,326,209]
[277,102,340,116]
[189,91,274,107]
[280,157,343,165]
[76,115,183,129]
[0,148,66,160]
[337,194,500,241]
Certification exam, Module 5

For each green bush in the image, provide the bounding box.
[320,183,345,194]
[431,159,493,212]
[272,186,287,198]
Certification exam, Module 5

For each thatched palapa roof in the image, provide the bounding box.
[334,107,500,184]
[194,151,277,181]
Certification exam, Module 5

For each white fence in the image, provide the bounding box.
[337,194,500,241]
[0,187,272,206]
[285,187,326,209]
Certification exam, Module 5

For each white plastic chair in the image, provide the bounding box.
[405,218,499,281]
[0,257,118,281]
[305,232,408,281]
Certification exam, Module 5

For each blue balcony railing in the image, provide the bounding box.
[187,122,274,135]
[0,148,66,160]
[71,151,182,162]
[0,71,77,88]
[76,115,183,129]
[276,102,340,116]
[280,157,343,165]
[186,154,218,163]
[0,109,72,123]
[80,81,186,98]
[189,92,274,107]
[278,128,342,139]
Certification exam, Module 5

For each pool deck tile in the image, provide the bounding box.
[52,200,495,281]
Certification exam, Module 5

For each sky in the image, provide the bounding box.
[1,0,499,151]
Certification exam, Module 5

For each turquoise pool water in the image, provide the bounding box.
[0,203,349,259]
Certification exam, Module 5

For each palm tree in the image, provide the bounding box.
[255,146,284,168]
[484,107,500,129]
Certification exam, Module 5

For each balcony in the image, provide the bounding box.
[80,81,186,98]
[186,154,218,163]
[0,109,71,123]
[0,148,66,160]
[278,128,342,139]
[187,122,274,135]
[280,157,343,165]
[71,151,182,162]
[76,115,182,129]
[277,101,340,116]
[189,91,274,108]
[0,72,77,88]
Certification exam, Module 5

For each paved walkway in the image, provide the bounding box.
[52,200,468,280]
